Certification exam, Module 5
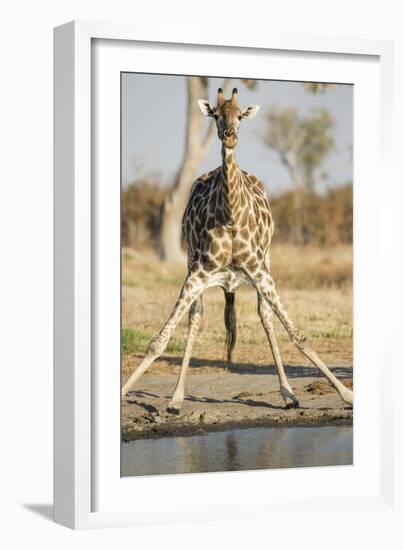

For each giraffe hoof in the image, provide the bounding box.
[341,389,353,407]
[166,405,181,415]
[285,400,300,410]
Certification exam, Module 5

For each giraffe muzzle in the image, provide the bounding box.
[222,129,238,147]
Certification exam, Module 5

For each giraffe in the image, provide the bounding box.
[121,87,353,413]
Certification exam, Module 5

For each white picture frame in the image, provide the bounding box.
[54,20,397,530]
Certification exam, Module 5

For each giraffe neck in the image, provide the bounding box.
[219,145,242,223]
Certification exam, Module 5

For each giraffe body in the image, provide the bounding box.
[121,88,353,412]
[182,154,274,293]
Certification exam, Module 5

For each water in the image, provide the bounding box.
[121,425,353,477]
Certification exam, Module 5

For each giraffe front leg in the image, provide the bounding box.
[167,296,203,415]
[249,268,353,407]
[257,294,300,409]
[121,269,207,398]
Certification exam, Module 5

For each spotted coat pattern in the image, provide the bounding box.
[182,147,274,290]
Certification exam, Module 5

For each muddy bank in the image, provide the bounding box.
[122,361,353,441]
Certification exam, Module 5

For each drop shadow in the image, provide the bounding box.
[156,355,352,379]
[126,398,159,414]
[23,503,53,522]
[127,390,159,399]
[185,394,286,410]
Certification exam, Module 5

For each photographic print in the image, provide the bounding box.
[120,74,353,477]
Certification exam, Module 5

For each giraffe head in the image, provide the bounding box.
[198,88,259,148]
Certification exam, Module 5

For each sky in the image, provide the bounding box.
[122,73,352,195]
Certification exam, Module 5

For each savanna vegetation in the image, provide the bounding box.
[121,247,352,378]
[121,79,353,374]
[122,178,352,251]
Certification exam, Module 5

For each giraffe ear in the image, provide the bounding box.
[241,104,260,119]
[198,99,215,117]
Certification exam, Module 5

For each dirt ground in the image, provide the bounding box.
[122,362,352,440]
[121,246,353,441]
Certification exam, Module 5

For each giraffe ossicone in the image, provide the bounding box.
[122,87,353,412]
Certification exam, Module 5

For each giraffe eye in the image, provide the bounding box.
[238,115,242,121]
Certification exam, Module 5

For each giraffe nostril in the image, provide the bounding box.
[224,129,234,138]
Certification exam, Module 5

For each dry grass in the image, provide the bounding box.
[270,244,352,288]
[121,244,353,369]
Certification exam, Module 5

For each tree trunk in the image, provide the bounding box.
[158,78,206,262]
[159,154,203,262]
[159,77,230,263]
